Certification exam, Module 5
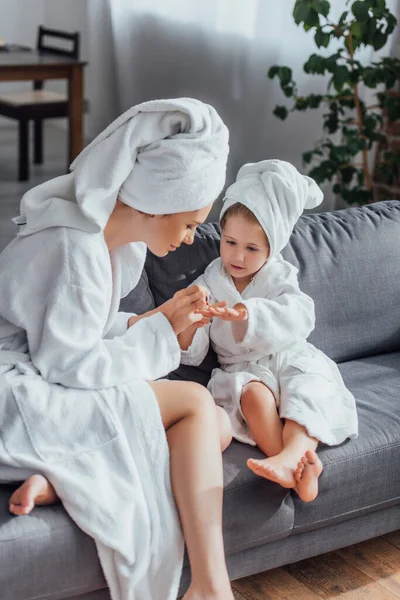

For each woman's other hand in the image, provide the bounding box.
[159,285,209,335]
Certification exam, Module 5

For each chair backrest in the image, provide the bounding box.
[36,25,80,60]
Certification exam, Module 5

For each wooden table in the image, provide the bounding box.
[0,50,87,163]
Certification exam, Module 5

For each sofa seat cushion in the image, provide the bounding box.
[0,487,105,600]
[0,443,295,600]
[293,351,400,533]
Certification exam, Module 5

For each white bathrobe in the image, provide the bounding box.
[0,98,229,600]
[0,227,184,599]
[182,257,358,447]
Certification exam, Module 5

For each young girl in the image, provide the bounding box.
[179,159,358,502]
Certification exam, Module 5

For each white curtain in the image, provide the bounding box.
[87,0,399,213]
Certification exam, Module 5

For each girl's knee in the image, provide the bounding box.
[216,406,232,452]
[241,381,275,411]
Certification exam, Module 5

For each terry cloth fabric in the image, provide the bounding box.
[14,97,229,235]
[220,160,323,258]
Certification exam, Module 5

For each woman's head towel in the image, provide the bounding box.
[15,98,229,236]
[220,159,323,258]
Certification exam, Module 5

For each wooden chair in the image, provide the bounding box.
[0,26,80,181]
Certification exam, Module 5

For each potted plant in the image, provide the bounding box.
[269,0,400,205]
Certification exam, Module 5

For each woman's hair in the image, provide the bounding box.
[219,202,260,229]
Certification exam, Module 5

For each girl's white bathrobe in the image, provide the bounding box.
[182,256,358,446]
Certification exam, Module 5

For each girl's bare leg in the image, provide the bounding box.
[241,381,283,457]
[149,380,234,600]
[247,419,322,502]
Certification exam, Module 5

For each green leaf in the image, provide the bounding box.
[303,150,314,165]
[332,65,350,92]
[308,94,324,108]
[278,66,292,85]
[338,10,349,29]
[267,66,280,79]
[293,1,311,25]
[295,97,310,111]
[372,30,387,50]
[273,106,289,120]
[341,166,357,184]
[303,9,320,30]
[350,21,361,39]
[304,53,327,74]
[313,0,330,17]
[352,1,370,22]
[282,84,295,98]
[315,29,331,47]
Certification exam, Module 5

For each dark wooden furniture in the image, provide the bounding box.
[0,26,87,180]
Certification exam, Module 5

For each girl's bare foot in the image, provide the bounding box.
[294,450,323,502]
[247,456,296,488]
[9,475,59,516]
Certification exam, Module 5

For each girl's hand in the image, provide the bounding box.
[201,301,248,322]
[159,285,209,335]
[127,311,157,328]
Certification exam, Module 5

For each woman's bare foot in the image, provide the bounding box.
[9,475,59,516]
[182,585,234,600]
[294,450,323,502]
[247,456,296,488]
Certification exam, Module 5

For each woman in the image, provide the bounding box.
[0,98,233,600]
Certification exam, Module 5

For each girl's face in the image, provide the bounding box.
[145,203,213,257]
[220,214,270,284]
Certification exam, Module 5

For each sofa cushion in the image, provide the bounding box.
[0,487,106,600]
[293,351,400,533]
[282,200,400,362]
[0,443,294,600]
[145,201,400,367]
[119,268,155,314]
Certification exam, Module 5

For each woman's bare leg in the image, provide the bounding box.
[241,381,283,457]
[247,419,322,502]
[8,397,232,517]
[149,380,233,600]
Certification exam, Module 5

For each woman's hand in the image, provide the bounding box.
[159,285,210,335]
[201,301,248,322]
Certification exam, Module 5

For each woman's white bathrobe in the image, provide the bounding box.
[182,256,358,447]
[0,227,184,600]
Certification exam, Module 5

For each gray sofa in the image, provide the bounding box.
[1,200,400,600]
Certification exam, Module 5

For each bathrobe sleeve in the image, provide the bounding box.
[29,235,180,389]
[233,259,315,355]
[180,275,211,366]
[105,311,135,339]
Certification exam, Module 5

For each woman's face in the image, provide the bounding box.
[145,203,213,257]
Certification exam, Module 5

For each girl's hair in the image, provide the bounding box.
[220,202,270,249]
[220,202,260,229]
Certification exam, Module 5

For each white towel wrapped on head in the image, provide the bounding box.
[16,97,229,236]
[220,159,323,258]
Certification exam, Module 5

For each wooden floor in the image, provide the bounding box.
[232,531,400,600]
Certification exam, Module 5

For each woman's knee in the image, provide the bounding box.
[216,406,232,452]
[150,380,216,429]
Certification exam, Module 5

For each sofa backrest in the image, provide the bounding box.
[143,201,400,372]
